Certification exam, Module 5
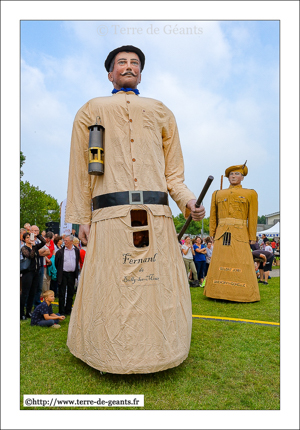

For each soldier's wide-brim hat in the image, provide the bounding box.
[225,163,248,177]
[105,45,145,72]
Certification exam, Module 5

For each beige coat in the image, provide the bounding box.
[65,91,196,374]
[203,185,260,302]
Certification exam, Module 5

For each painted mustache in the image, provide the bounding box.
[120,71,137,77]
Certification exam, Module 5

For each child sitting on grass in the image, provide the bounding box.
[31,290,65,328]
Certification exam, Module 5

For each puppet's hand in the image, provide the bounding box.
[79,224,91,246]
[186,199,205,221]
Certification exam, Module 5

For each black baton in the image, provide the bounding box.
[177,175,214,242]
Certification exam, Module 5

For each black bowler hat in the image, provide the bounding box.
[105,45,145,72]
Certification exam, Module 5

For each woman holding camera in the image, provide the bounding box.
[20,231,46,320]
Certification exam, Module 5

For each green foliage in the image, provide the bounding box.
[202,217,210,234]
[173,213,210,236]
[20,152,60,231]
[20,151,26,178]
[257,215,266,224]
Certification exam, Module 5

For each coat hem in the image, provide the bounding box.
[67,344,189,374]
[203,292,260,303]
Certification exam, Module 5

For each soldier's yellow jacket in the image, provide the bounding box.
[204,184,260,302]
[209,185,258,241]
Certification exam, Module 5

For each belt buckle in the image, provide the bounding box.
[129,190,144,205]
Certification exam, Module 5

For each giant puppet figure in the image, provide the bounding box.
[65,46,205,374]
[203,163,260,302]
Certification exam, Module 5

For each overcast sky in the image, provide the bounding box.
[20,19,280,217]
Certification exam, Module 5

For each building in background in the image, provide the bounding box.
[257,211,280,232]
[45,221,60,235]
[265,211,280,226]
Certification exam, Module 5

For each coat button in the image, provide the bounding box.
[127,101,130,104]
[131,139,134,142]
[129,119,133,122]
[134,178,137,182]
[132,158,136,162]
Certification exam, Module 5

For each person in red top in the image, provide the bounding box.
[42,231,55,293]
[271,238,277,254]
[45,232,55,257]
[79,246,86,270]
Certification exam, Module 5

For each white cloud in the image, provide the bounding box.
[20,20,279,215]
[21,59,73,136]
[21,59,73,202]
[62,21,107,50]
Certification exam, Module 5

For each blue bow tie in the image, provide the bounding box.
[112,88,140,95]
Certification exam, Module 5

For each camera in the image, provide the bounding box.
[30,233,34,241]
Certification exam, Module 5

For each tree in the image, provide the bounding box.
[257,215,266,224]
[20,181,60,231]
[20,152,60,231]
[20,151,26,178]
[202,217,210,235]
[173,213,210,236]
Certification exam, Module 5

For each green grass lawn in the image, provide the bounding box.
[192,278,280,323]
[20,278,280,410]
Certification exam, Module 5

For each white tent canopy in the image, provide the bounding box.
[257,222,280,237]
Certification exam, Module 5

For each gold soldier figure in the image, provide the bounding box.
[203,162,260,302]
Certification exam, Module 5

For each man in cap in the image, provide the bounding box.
[203,162,260,302]
[65,46,205,374]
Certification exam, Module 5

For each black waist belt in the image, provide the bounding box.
[92,191,169,210]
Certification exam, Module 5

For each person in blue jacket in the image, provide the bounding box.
[193,237,207,287]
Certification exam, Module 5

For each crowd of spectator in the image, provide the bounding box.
[180,235,214,288]
[20,222,280,324]
[20,224,86,328]
[257,234,280,256]
[250,236,280,285]
[180,233,279,288]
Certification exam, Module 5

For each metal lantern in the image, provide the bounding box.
[88,116,104,175]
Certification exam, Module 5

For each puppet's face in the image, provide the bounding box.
[108,52,141,90]
[228,171,244,186]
